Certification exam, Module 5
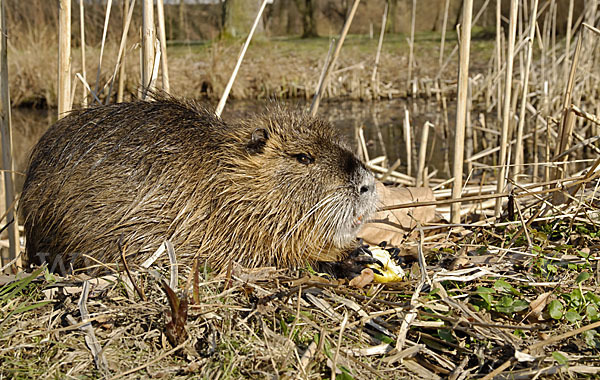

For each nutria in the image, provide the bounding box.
[19,97,378,276]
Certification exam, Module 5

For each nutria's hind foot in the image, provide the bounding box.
[315,244,384,280]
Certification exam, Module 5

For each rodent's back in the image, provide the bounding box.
[20,98,377,274]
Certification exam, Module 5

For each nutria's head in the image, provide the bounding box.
[210,107,378,267]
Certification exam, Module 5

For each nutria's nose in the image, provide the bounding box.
[358,171,376,196]
[360,184,373,194]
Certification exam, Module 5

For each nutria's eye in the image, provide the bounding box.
[295,153,314,165]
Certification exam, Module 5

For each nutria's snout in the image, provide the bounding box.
[331,162,378,248]
[357,167,376,197]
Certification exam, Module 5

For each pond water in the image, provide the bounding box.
[8,98,454,194]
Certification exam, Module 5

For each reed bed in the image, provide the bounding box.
[1,1,600,378]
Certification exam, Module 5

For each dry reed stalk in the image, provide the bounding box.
[517,0,524,79]
[450,0,473,224]
[513,0,539,181]
[106,0,135,103]
[435,0,490,82]
[380,159,401,183]
[440,93,451,175]
[380,192,508,212]
[69,76,78,110]
[141,0,155,99]
[76,73,101,104]
[331,312,348,380]
[79,0,87,107]
[149,38,161,90]
[309,0,360,117]
[367,156,386,166]
[371,108,388,160]
[564,155,600,208]
[538,23,550,180]
[545,119,551,184]
[117,0,129,103]
[156,0,169,93]
[407,0,416,93]
[438,0,451,71]
[494,0,518,217]
[583,22,600,36]
[58,0,71,118]
[553,32,582,177]
[564,0,574,86]
[357,125,369,162]
[550,1,557,86]
[0,0,18,271]
[465,80,473,175]
[532,111,539,180]
[215,0,269,118]
[370,2,387,98]
[403,109,412,178]
[367,164,414,186]
[93,0,112,102]
[435,184,497,198]
[311,39,334,112]
[416,122,431,187]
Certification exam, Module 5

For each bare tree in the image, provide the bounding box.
[387,0,398,33]
[294,0,318,38]
[223,0,265,37]
[178,0,187,40]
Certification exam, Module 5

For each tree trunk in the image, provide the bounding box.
[294,0,318,38]
[387,0,398,33]
[178,0,186,40]
[223,0,264,38]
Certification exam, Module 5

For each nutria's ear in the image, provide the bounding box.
[246,128,269,154]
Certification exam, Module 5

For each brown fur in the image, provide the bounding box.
[20,97,377,274]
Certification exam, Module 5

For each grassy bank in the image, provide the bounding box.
[2,213,600,378]
[8,31,495,108]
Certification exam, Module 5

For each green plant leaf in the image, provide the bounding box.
[577,250,590,259]
[475,287,494,306]
[336,371,354,380]
[565,309,582,323]
[552,351,568,366]
[0,266,45,301]
[496,296,528,314]
[494,279,520,296]
[569,289,584,308]
[437,329,455,343]
[548,300,563,320]
[13,300,52,314]
[585,292,600,305]
[498,295,514,307]
[586,304,599,322]
[575,272,591,284]
[583,330,600,349]
[510,300,529,313]
[0,300,53,330]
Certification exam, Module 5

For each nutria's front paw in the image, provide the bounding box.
[316,244,384,280]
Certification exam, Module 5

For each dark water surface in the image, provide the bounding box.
[10,99,452,193]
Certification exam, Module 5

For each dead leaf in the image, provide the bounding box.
[161,280,189,348]
[359,182,436,246]
[449,246,469,270]
[528,292,553,322]
[349,268,375,288]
